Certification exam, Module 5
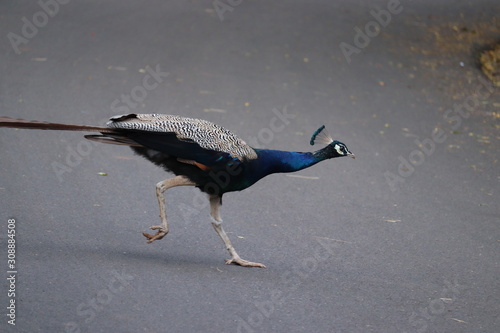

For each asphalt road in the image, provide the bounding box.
[1,1,499,332]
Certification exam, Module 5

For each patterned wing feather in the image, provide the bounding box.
[107,114,257,161]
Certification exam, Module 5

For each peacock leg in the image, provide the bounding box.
[143,176,195,243]
[209,195,266,268]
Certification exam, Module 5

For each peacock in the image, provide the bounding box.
[0,113,354,268]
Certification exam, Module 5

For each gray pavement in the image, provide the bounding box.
[1,1,499,332]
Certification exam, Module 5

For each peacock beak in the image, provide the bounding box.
[348,153,356,159]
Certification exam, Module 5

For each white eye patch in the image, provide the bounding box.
[334,144,344,155]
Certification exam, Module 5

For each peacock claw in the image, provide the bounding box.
[142,226,167,243]
[225,258,266,268]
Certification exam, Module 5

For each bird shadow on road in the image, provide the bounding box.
[21,237,271,273]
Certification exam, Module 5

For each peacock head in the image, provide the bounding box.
[310,125,355,159]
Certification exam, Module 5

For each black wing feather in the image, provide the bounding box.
[119,130,239,168]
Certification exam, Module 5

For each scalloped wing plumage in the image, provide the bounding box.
[107,114,257,161]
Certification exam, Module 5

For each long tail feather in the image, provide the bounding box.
[0,116,114,133]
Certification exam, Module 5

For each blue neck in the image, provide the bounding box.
[252,148,324,175]
[225,147,340,192]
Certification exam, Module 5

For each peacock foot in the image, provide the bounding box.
[225,257,266,268]
[142,226,168,244]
